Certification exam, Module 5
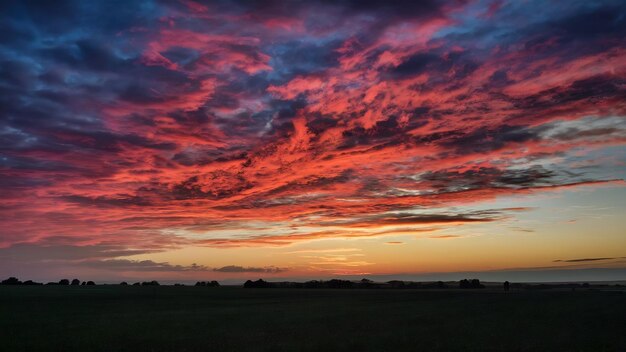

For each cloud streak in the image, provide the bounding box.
[213,266,287,273]
[554,257,624,263]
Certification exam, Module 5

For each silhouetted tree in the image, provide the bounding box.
[359,278,375,288]
[23,280,42,285]
[86,281,95,285]
[1,277,21,285]
[120,281,128,286]
[387,280,405,288]
[195,281,220,287]
[81,281,86,286]
[141,281,159,286]
[328,279,353,289]
[460,279,484,289]
[244,279,271,288]
[59,279,70,285]
[503,281,510,291]
[71,279,80,286]
[304,280,322,288]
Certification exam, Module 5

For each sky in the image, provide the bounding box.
[1,0,625,284]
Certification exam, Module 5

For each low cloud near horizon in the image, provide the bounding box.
[553,257,626,263]
[213,265,288,273]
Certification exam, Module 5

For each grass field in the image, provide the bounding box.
[1,286,625,351]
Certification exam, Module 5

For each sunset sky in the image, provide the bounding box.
[1,0,625,283]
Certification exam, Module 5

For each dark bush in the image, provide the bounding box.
[244,279,272,288]
[86,281,95,285]
[387,280,405,288]
[71,279,80,285]
[59,279,70,285]
[459,279,484,289]
[120,281,128,285]
[358,279,374,288]
[471,279,483,288]
[304,280,322,288]
[141,281,159,286]
[23,280,42,285]
[328,279,354,289]
[196,281,220,287]
[1,277,21,285]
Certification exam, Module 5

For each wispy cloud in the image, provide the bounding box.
[80,259,210,272]
[285,248,362,254]
[554,257,621,263]
[213,265,287,273]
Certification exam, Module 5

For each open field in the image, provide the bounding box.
[1,286,625,351]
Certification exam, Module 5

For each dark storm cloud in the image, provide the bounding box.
[1,0,161,35]
[536,75,624,109]
[224,0,454,23]
[439,125,542,155]
[268,40,342,79]
[537,3,626,52]
[417,165,574,192]
[388,53,440,78]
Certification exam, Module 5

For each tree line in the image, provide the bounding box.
[244,278,490,289]
[1,277,96,286]
[3,277,614,290]
[0,277,220,287]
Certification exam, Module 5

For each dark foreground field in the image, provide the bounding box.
[1,286,625,351]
